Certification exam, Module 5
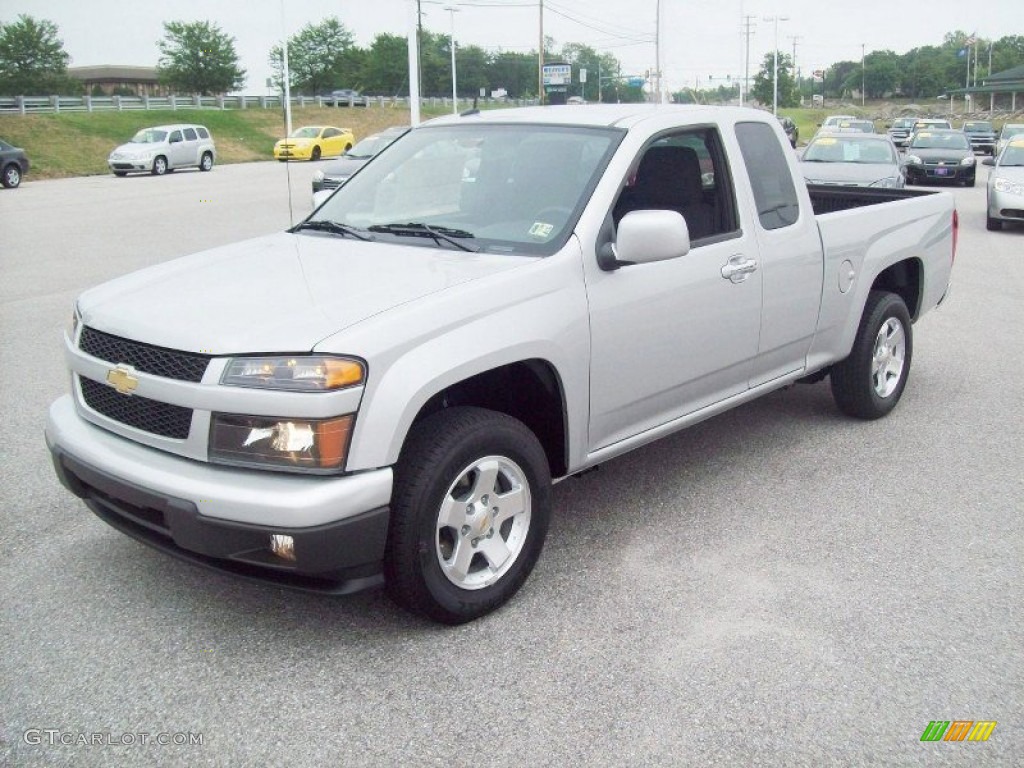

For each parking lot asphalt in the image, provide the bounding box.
[1,162,1021,766]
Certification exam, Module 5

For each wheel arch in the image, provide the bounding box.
[870,257,923,320]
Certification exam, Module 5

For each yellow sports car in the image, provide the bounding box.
[273,126,355,161]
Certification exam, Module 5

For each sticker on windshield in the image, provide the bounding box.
[816,138,837,145]
[529,222,554,239]
[1010,139,1024,147]
[918,132,932,138]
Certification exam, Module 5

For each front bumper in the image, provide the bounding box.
[45,395,393,593]
[274,146,313,160]
[905,164,974,183]
[987,188,1024,223]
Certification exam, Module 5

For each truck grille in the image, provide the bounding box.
[80,326,211,382]
[80,376,193,439]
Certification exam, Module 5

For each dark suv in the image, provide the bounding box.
[961,121,997,155]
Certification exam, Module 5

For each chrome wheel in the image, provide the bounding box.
[435,455,531,590]
[871,318,906,398]
[2,164,20,188]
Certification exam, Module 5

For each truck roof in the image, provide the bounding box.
[420,104,774,131]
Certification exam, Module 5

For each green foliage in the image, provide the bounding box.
[751,52,798,108]
[269,17,359,95]
[0,14,80,96]
[157,21,245,96]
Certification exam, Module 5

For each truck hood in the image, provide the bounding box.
[78,232,528,354]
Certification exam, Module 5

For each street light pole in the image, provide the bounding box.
[764,15,789,116]
[444,6,460,114]
[861,43,866,107]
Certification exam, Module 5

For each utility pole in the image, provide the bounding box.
[764,15,789,116]
[416,0,423,107]
[989,41,994,111]
[741,15,756,107]
[538,0,544,105]
[407,0,421,125]
[444,6,460,115]
[861,43,865,107]
[280,1,292,137]
[655,0,662,102]
[789,34,802,104]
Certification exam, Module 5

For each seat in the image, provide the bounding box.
[615,145,715,239]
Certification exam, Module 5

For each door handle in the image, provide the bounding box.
[721,256,758,283]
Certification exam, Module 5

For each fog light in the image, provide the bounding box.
[270,534,296,562]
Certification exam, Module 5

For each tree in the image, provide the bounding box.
[361,34,408,95]
[269,17,360,95]
[751,52,797,108]
[0,14,80,96]
[157,21,245,95]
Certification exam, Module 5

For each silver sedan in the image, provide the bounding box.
[799,132,904,189]
[983,140,1024,231]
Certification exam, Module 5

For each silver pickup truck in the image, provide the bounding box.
[46,105,957,624]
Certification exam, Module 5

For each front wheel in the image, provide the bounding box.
[986,215,1002,231]
[310,146,321,161]
[2,163,21,188]
[831,291,913,420]
[385,407,552,624]
[199,152,213,171]
[151,156,168,176]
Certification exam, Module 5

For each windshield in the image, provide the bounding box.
[803,137,895,164]
[1001,125,1024,140]
[311,123,622,256]
[347,135,395,158]
[910,132,969,150]
[289,127,321,139]
[999,145,1024,167]
[130,129,168,143]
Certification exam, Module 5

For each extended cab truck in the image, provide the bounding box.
[46,106,957,624]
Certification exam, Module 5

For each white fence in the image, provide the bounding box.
[0,94,538,115]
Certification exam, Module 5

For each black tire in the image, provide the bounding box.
[310,146,321,161]
[2,163,22,188]
[986,216,1002,231]
[831,291,913,420]
[345,143,352,152]
[964,175,975,188]
[385,407,552,624]
[151,156,168,176]
[113,171,128,177]
[200,152,214,172]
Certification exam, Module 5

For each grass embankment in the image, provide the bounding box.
[0,106,419,179]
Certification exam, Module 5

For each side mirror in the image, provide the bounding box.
[981,157,995,166]
[603,210,690,270]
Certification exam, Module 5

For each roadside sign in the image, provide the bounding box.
[542,64,572,86]
[579,68,587,83]
[627,77,645,87]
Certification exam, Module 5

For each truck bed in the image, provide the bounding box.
[807,185,940,215]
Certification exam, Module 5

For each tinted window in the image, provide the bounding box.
[735,121,799,230]
[169,130,182,142]
[196,127,210,139]
[183,128,197,141]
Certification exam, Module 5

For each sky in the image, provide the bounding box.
[6,0,1021,94]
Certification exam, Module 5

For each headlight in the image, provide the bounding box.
[905,155,922,165]
[221,355,365,391]
[994,177,1024,196]
[209,413,354,472]
[961,156,975,166]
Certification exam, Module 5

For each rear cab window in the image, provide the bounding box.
[735,121,800,230]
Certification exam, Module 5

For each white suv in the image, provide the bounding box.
[108,124,216,176]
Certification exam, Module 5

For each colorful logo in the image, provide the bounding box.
[921,721,997,742]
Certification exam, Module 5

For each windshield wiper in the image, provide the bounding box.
[291,219,374,241]
[367,222,480,252]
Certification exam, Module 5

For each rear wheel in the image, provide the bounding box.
[2,163,22,188]
[385,407,552,624]
[199,152,213,171]
[151,156,168,176]
[831,291,913,420]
